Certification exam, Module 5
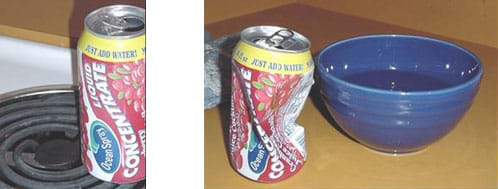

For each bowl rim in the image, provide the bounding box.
[316,34,483,96]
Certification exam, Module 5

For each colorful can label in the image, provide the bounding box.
[229,26,314,183]
[77,5,145,184]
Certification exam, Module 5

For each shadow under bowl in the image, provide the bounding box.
[316,34,482,154]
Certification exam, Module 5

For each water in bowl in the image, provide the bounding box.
[342,70,451,92]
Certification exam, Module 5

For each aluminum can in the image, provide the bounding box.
[77,5,145,183]
[229,25,314,182]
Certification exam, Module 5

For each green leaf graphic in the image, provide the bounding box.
[116,68,130,74]
[108,73,121,80]
[117,91,124,100]
[133,82,140,89]
[127,99,133,105]
[257,103,265,111]
[261,77,275,87]
[252,81,264,90]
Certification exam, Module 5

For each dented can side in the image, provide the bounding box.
[229,25,314,183]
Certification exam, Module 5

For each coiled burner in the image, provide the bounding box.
[0,85,145,189]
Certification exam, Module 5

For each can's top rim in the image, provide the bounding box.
[84,5,145,39]
[240,26,311,53]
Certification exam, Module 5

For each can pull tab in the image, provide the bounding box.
[265,29,296,50]
[101,14,145,34]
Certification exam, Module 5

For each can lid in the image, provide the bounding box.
[85,5,145,39]
[240,26,310,53]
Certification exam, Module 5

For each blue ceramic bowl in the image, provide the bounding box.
[316,34,482,154]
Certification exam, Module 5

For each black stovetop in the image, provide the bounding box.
[0,86,145,189]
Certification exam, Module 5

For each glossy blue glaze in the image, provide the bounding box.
[316,35,482,154]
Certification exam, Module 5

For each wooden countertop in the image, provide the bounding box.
[204,4,497,188]
[0,0,144,48]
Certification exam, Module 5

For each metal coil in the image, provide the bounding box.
[0,85,145,189]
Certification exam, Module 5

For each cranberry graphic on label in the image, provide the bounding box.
[253,73,300,114]
[109,60,146,114]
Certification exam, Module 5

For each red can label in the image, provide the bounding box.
[229,40,314,182]
[78,30,145,183]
